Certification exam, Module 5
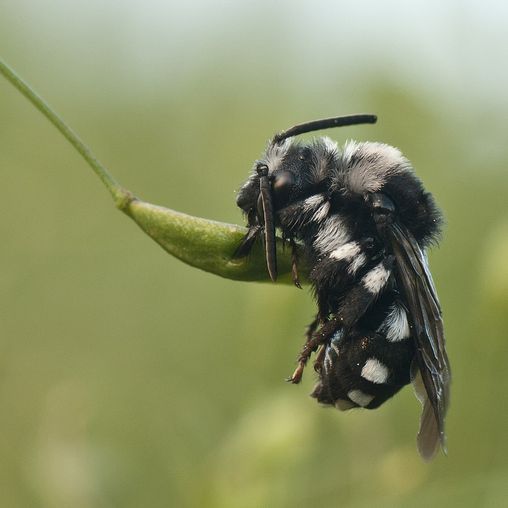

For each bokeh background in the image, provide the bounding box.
[1,1,508,507]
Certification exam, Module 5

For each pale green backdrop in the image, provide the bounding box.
[1,1,508,507]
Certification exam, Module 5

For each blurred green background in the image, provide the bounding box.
[1,1,508,507]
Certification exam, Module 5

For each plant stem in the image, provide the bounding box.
[0,57,132,209]
[0,57,305,284]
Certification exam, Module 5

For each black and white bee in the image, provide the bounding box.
[234,114,450,460]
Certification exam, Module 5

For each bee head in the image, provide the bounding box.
[236,142,310,215]
[235,114,377,281]
[237,114,377,216]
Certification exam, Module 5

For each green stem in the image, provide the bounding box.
[0,57,305,284]
[0,57,131,209]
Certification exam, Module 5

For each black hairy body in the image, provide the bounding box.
[235,116,450,460]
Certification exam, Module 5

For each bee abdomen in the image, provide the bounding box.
[312,330,415,410]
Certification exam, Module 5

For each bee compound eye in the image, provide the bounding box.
[272,171,294,193]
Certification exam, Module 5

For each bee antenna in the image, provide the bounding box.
[272,114,377,144]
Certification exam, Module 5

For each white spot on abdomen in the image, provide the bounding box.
[329,241,367,275]
[330,241,361,261]
[348,252,367,275]
[362,262,391,294]
[347,389,374,407]
[361,358,389,384]
[335,398,356,411]
[380,303,411,342]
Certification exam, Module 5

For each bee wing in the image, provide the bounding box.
[386,221,450,459]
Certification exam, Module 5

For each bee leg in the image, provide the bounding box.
[232,224,261,258]
[313,345,327,374]
[306,315,320,342]
[290,238,302,288]
[333,255,395,333]
[286,314,321,382]
[288,322,332,384]
[367,192,396,237]
[287,339,320,383]
[290,252,396,384]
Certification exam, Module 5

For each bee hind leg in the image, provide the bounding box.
[312,345,327,374]
[287,317,337,384]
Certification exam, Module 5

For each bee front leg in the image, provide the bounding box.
[290,238,302,289]
[305,315,320,342]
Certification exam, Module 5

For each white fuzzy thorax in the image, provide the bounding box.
[313,215,351,254]
[340,141,409,194]
[264,138,292,173]
[322,136,338,155]
[312,201,330,222]
[303,193,330,223]
[303,194,325,210]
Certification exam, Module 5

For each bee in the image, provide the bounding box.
[234,114,450,460]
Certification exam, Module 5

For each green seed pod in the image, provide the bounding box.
[122,195,302,283]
